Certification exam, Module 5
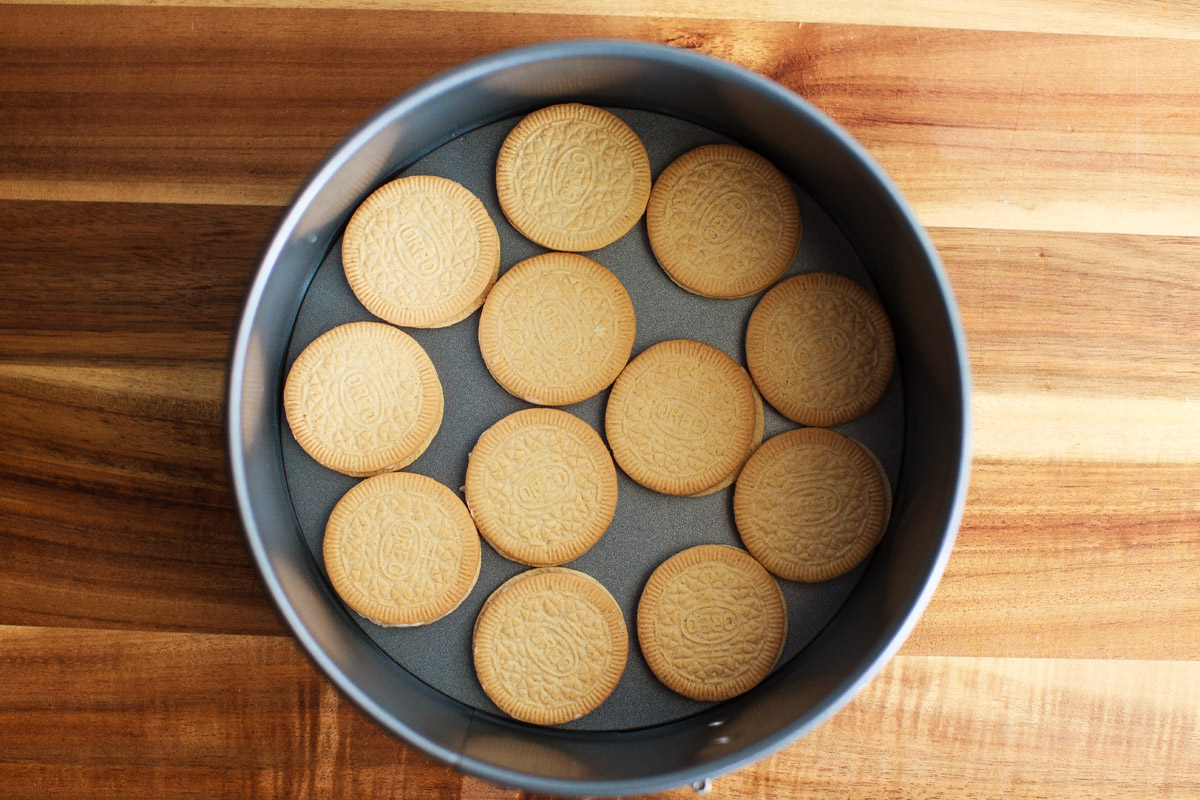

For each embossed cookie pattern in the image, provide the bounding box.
[284,322,443,477]
[647,144,800,298]
[343,176,500,328]
[473,568,627,725]
[605,340,757,496]
[496,104,651,251]
[637,545,786,701]
[478,252,636,406]
[466,409,617,566]
[734,428,888,582]
[746,272,895,427]
[324,472,481,627]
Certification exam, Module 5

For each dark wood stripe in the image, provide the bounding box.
[0,626,1194,798]
[0,627,465,799]
[0,200,275,363]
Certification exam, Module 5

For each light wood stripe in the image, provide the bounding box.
[936,227,1200,399]
[733,655,1200,799]
[0,178,290,207]
[973,393,1200,463]
[4,0,1199,41]
[0,364,224,405]
[810,28,1200,239]
[918,198,1200,239]
[908,459,1200,661]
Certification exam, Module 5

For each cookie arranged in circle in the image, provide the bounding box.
[605,339,757,496]
[746,272,895,427]
[478,252,636,406]
[473,567,628,725]
[323,472,481,627]
[647,144,800,299]
[637,545,786,701]
[342,175,500,328]
[495,104,652,252]
[734,428,890,583]
[465,409,618,567]
[284,322,443,477]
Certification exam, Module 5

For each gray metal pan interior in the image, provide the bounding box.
[281,106,905,733]
[228,40,971,797]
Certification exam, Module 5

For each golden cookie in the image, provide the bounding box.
[284,322,443,477]
[637,545,786,701]
[862,443,894,532]
[495,104,651,251]
[647,144,800,298]
[473,567,628,725]
[465,409,618,567]
[734,428,889,582]
[478,252,636,406]
[323,472,481,627]
[605,340,757,496]
[746,272,895,427]
[688,370,764,497]
[342,175,500,328]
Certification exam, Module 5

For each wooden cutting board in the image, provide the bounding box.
[1,2,1198,797]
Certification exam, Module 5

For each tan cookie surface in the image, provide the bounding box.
[478,252,636,406]
[473,567,628,726]
[637,545,786,701]
[342,175,500,328]
[495,104,651,252]
[688,371,764,497]
[465,409,618,567]
[734,428,889,583]
[283,322,443,477]
[746,272,895,427]
[605,339,757,496]
[323,472,481,627]
[647,144,800,299]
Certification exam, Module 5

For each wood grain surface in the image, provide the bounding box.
[1,1,1198,797]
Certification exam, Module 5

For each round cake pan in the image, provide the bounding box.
[228,39,971,796]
